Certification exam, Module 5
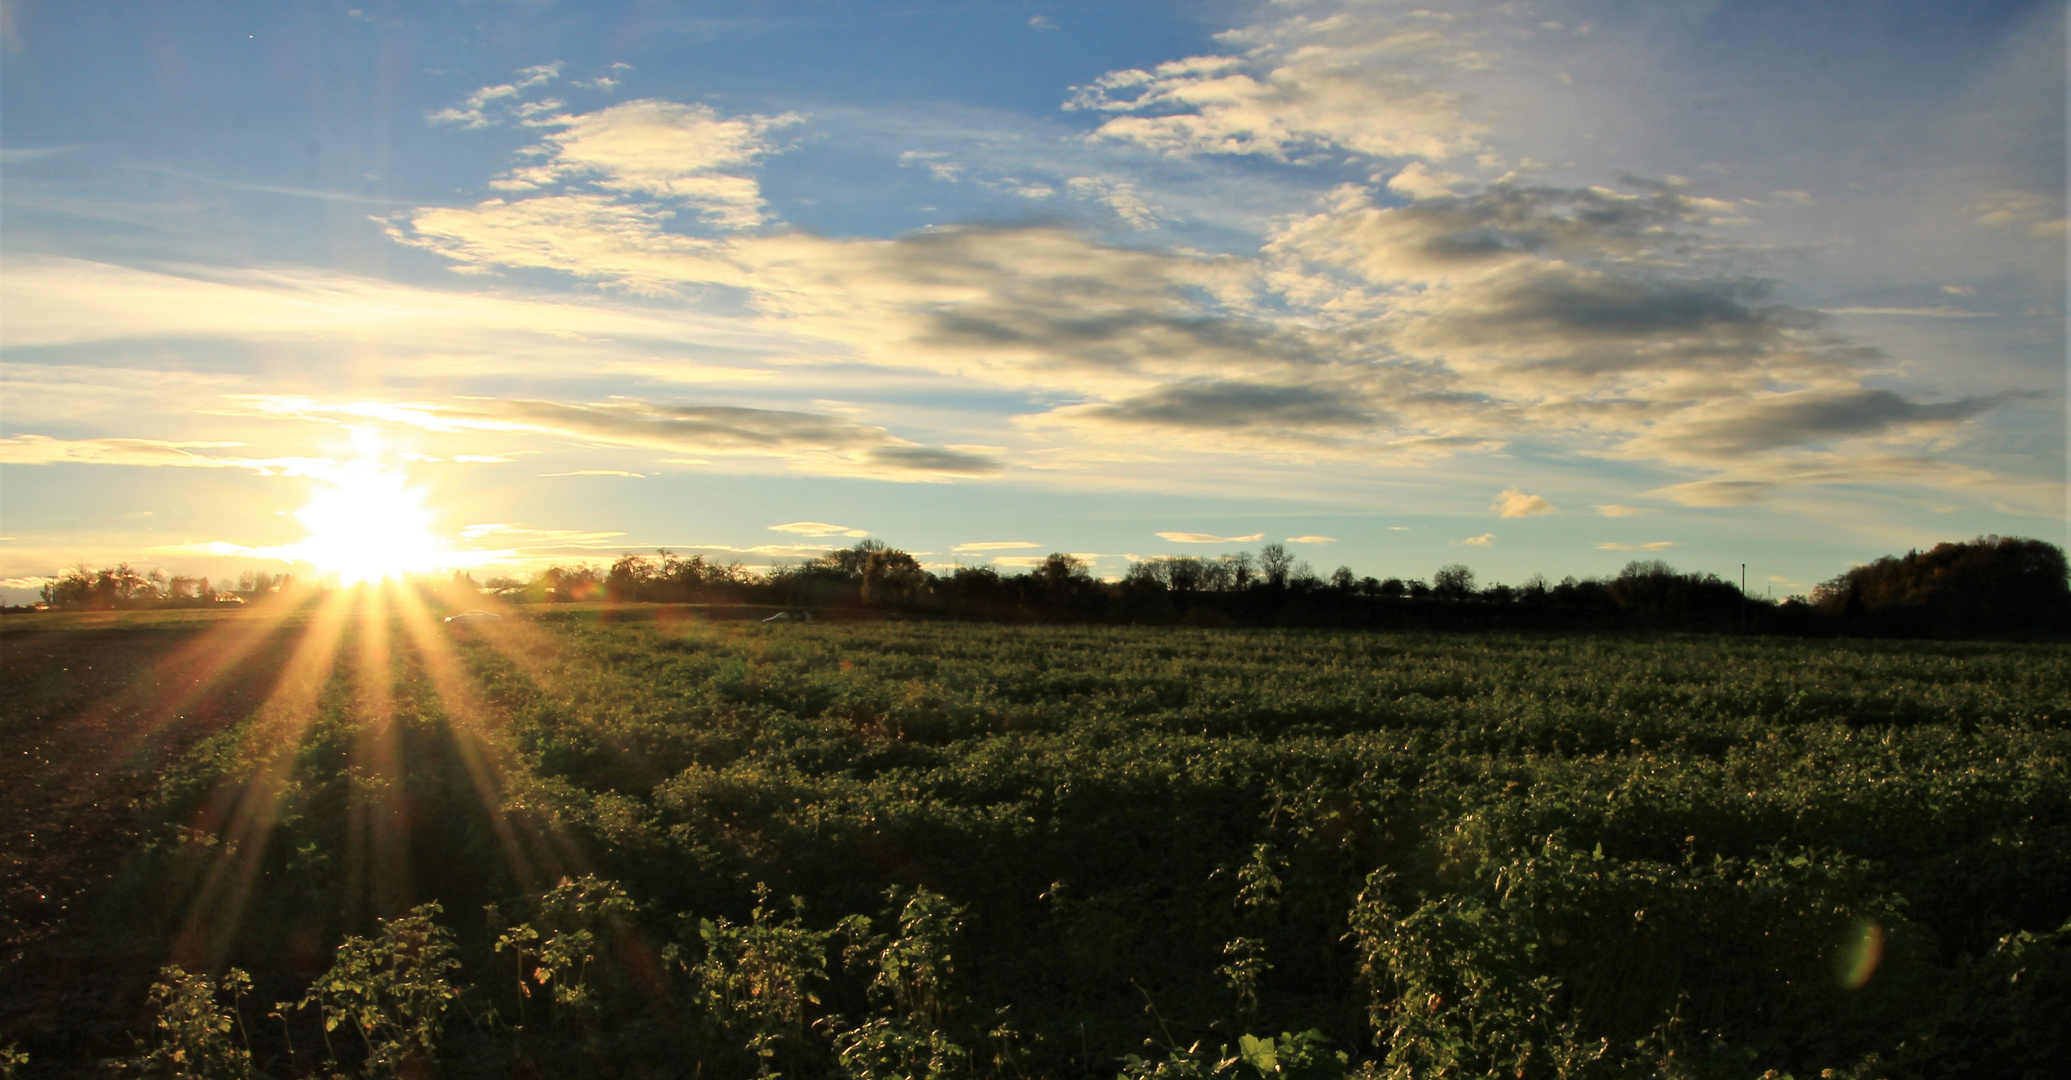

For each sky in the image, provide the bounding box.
[1,0,2064,601]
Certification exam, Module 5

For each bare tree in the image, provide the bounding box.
[1258,543,1295,588]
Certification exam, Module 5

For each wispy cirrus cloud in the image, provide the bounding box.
[1596,541,1678,551]
[1156,531,1263,544]
[428,62,565,129]
[0,434,338,477]
[770,521,871,538]
[245,396,1001,479]
[0,255,793,360]
[952,540,1042,552]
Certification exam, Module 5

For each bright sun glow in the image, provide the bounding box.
[294,463,453,585]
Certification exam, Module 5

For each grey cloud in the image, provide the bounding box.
[499,400,886,451]
[863,445,1002,473]
[1645,389,2007,457]
[923,307,1321,374]
[1082,381,1374,430]
[1388,181,1729,267]
[1651,480,1776,506]
[1482,272,1787,338]
[496,399,1001,472]
[293,396,1002,477]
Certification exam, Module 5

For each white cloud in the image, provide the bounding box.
[538,469,645,478]
[1386,163,1469,200]
[369,90,2040,514]
[1457,533,1496,546]
[0,434,343,478]
[1593,504,1650,517]
[1492,488,1554,518]
[1065,14,1484,163]
[1285,535,1337,543]
[0,255,791,357]
[770,521,871,538]
[1596,541,1677,551]
[1156,531,1263,544]
[899,150,964,183]
[952,540,1042,552]
[1968,189,2063,234]
[1064,176,1163,229]
[487,99,801,229]
[428,62,565,128]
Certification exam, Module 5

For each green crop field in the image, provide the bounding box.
[2,601,2066,1079]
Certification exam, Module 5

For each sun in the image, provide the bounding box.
[294,463,452,585]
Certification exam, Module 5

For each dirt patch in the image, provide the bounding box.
[0,614,306,1072]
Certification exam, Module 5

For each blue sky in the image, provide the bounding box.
[2,0,2063,600]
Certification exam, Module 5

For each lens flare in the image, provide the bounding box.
[1837,917,1884,989]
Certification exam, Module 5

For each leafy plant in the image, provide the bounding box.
[1118,1030,1348,1080]
[289,902,462,1077]
[831,887,975,1080]
[117,965,254,1080]
[494,874,641,1031]
[678,883,864,1075]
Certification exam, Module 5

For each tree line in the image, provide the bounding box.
[511,535,2066,639]
[20,535,2067,638]
[30,564,291,610]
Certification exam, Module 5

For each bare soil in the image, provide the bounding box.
[0,611,306,1074]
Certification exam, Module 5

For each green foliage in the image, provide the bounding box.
[102,616,2071,1078]
[493,875,641,1031]
[117,966,254,1080]
[680,884,864,1075]
[1119,1031,1348,1080]
[830,887,976,1080]
[289,903,462,1077]
[0,1044,24,1078]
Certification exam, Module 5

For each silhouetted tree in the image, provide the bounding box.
[1432,564,1477,600]
[1813,535,2069,637]
[817,539,889,578]
[1258,543,1295,588]
[861,547,924,604]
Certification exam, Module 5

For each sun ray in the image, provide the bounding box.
[62,598,311,783]
[172,587,356,965]
[345,583,412,923]
[389,579,583,890]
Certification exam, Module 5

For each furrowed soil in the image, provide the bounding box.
[1,603,2066,1079]
[0,610,322,1070]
